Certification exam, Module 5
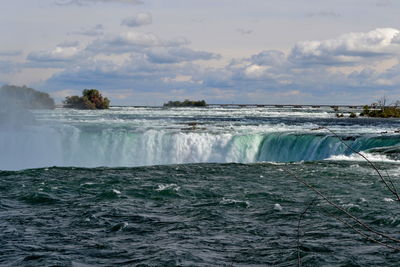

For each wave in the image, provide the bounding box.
[1,125,400,170]
[326,153,398,163]
[257,133,400,162]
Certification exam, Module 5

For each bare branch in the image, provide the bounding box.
[322,126,400,201]
[323,209,400,251]
[282,167,400,244]
[297,198,317,267]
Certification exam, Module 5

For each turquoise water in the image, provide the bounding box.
[2,106,400,169]
[1,106,400,265]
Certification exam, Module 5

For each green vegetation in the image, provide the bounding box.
[349,112,357,118]
[163,99,207,107]
[0,85,55,109]
[360,104,400,118]
[64,89,110,109]
[359,96,400,118]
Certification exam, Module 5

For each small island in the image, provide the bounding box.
[0,85,55,109]
[359,97,400,118]
[360,105,400,118]
[163,99,207,107]
[63,89,110,109]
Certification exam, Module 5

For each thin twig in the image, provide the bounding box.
[322,127,400,201]
[297,197,317,267]
[322,208,400,251]
[282,167,400,244]
[384,168,399,198]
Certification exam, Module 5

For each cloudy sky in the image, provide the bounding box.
[1,0,400,105]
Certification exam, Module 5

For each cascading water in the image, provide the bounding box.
[3,107,400,266]
[257,133,345,162]
[2,106,400,170]
[0,125,265,169]
[257,133,400,162]
[2,119,400,170]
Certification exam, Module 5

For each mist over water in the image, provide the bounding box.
[2,106,400,170]
[2,106,400,266]
[0,93,35,128]
[0,87,59,170]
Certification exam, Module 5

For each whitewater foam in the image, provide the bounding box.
[2,106,400,170]
[326,153,400,163]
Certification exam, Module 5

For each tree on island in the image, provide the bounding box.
[360,96,400,118]
[0,85,55,109]
[163,99,207,107]
[64,89,110,109]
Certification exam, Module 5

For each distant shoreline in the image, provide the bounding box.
[68,104,366,109]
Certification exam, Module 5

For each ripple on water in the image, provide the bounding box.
[1,162,400,266]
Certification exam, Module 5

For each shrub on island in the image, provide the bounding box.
[64,89,110,109]
[360,104,400,118]
[163,99,207,107]
[0,85,55,109]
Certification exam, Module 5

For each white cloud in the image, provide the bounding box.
[289,28,400,65]
[87,32,189,54]
[243,65,268,79]
[50,89,81,99]
[393,33,400,44]
[27,46,81,66]
[249,50,286,66]
[13,27,400,105]
[0,61,20,74]
[70,24,104,37]
[0,50,22,57]
[146,47,219,63]
[58,41,80,48]
[122,12,152,27]
[103,89,134,100]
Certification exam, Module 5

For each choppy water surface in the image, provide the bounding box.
[1,106,400,266]
[1,162,400,266]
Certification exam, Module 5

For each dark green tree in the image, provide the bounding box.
[64,89,110,109]
[163,99,207,107]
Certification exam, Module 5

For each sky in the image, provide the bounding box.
[1,0,400,105]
